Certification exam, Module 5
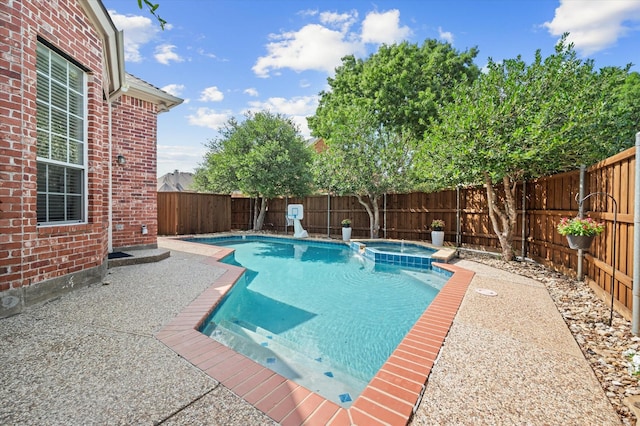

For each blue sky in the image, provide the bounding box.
[102,0,640,177]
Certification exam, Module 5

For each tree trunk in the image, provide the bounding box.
[254,197,268,231]
[356,194,380,238]
[484,172,519,261]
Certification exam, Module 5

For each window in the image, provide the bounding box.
[36,42,87,225]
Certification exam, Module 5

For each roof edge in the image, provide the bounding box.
[124,75,184,113]
[77,0,125,97]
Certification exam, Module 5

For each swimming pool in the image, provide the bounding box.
[189,236,449,407]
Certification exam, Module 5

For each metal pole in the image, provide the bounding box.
[285,197,289,235]
[456,185,461,247]
[521,180,526,260]
[577,165,586,280]
[327,193,331,238]
[611,202,618,326]
[383,193,387,239]
[633,132,640,334]
[577,192,618,326]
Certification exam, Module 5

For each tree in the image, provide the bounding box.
[194,111,313,230]
[308,40,480,142]
[136,0,167,29]
[308,39,479,237]
[612,71,640,139]
[416,36,635,260]
[312,104,415,238]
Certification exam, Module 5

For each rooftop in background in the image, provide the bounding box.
[158,170,194,192]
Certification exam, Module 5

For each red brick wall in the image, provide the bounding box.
[0,0,110,313]
[111,95,159,250]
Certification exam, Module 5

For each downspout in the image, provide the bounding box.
[107,100,113,253]
[577,165,586,281]
[106,86,125,254]
[633,132,640,335]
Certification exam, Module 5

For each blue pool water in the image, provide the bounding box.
[190,236,449,407]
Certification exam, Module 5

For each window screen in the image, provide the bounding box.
[36,42,86,225]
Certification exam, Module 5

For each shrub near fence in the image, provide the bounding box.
[157,146,636,318]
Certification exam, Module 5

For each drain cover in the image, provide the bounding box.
[475,288,498,297]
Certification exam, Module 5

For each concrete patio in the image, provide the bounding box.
[0,237,621,425]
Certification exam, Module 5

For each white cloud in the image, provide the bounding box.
[289,115,312,138]
[543,0,640,55]
[187,107,231,129]
[108,10,159,62]
[252,9,412,77]
[155,44,184,65]
[199,86,224,102]
[244,88,259,97]
[319,10,358,32]
[197,48,217,59]
[246,96,318,137]
[299,9,319,18]
[253,24,363,77]
[247,95,318,116]
[361,10,412,44]
[161,83,185,97]
[157,144,207,175]
[438,27,454,44]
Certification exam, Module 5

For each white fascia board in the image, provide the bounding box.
[125,78,184,113]
[77,0,124,97]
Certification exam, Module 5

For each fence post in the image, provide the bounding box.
[327,194,331,238]
[633,132,640,335]
[521,180,526,259]
[285,197,289,235]
[456,185,461,247]
[383,193,387,239]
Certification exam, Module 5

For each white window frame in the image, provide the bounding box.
[36,41,88,226]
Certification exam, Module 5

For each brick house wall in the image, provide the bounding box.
[0,1,181,318]
[111,94,159,250]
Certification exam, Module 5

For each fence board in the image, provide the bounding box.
[157,192,231,235]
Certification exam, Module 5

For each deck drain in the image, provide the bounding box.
[475,288,497,297]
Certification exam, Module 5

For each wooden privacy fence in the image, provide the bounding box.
[157,192,231,235]
[157,146,636,317]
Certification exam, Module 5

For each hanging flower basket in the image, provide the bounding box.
[566,234,595,250]
[557,216,604,251]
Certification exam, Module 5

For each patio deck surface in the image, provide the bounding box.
[0,236,621,425]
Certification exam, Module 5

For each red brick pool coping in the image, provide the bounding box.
[156,240,474,425]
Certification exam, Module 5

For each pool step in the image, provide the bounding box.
[216,318,320,362]
[207,319,366,407]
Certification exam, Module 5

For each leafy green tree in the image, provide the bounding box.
[613,71,640,139]
[308,40,480,142]
[308,39,479,237]
[416,36,635,260]
[312,104,416,238]
[194,111,313,230]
